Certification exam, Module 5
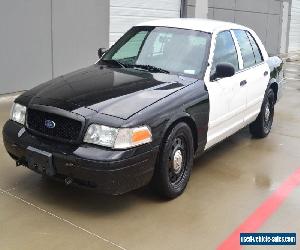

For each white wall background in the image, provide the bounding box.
[109,0,182,46]
[280,0,291,53]
[289,0,300,51]
[0,0,109,94]
[0,0,52,94]
[52,0,109,77]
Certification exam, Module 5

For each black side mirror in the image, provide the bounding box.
[98,48,106,59]
[210,63,235,81]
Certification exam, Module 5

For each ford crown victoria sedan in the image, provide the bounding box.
[2,19,284,199]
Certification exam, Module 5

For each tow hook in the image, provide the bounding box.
[65,177,73,186]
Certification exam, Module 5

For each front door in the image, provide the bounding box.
[205,30,247,149]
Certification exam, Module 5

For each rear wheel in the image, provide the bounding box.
[152,122,194,199]
[249,88,275,138]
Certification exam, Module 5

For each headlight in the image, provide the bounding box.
[83,124,152,149]
[83,125,119,148]
[10,103,27,125]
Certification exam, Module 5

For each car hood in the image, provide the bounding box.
[18,64,197,120]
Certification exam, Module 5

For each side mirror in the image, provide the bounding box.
[98,48,107,59]
[210,63,235,81]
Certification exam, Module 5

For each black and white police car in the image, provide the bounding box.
[3,19,284,198]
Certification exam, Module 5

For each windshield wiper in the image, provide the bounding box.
[128,64,169,74]
[101,61,170,74]
[101,59,127,68]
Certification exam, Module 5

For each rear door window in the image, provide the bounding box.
[233,30,256,68]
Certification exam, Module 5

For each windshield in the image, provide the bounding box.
[102,26,211,78]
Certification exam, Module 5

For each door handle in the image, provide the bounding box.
[264,71,269,76]
[240,80,247,86]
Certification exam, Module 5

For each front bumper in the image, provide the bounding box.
[2,120,159,195]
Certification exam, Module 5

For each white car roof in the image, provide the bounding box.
[137,18,248,33]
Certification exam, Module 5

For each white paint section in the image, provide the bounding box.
[289,0,300,51]
[204,28,269,150]
[204,29,246,150]
[109,0,181,46]
[241,30,271,124]
[205,73,247,149]
[139,18,249,34]
[243,63,269,124]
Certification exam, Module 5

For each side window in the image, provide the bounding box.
[212,31,239,74]
[112,31,148,61]
[233,30,256,68]
[246,32,263,63]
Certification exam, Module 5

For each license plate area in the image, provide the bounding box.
[26,146,55,176]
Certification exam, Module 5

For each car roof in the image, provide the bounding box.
[136,18,248,33]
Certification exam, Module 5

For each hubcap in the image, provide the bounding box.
[168,137,186,184]
[173,150,183,174]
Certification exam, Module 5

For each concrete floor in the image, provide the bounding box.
[0,55,299,250]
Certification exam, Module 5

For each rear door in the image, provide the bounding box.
[232,30,270,124]
[205,30,246,149]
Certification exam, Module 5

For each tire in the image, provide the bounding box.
[152,122,194,199]
[249,88,275,138]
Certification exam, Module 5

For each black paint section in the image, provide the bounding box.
[15,64,210,154]
[267,56,285,102]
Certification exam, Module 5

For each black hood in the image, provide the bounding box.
[17,64,197,120]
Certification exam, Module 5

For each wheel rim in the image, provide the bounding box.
[168,137,187,184]
[264,102,271,123]
[173,150,183,174]
[263,96,274,133]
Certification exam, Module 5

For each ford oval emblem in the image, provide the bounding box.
[45,120,56,129]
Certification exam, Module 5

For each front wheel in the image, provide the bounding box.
[151,122,194,199]
[249,88,275,138]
